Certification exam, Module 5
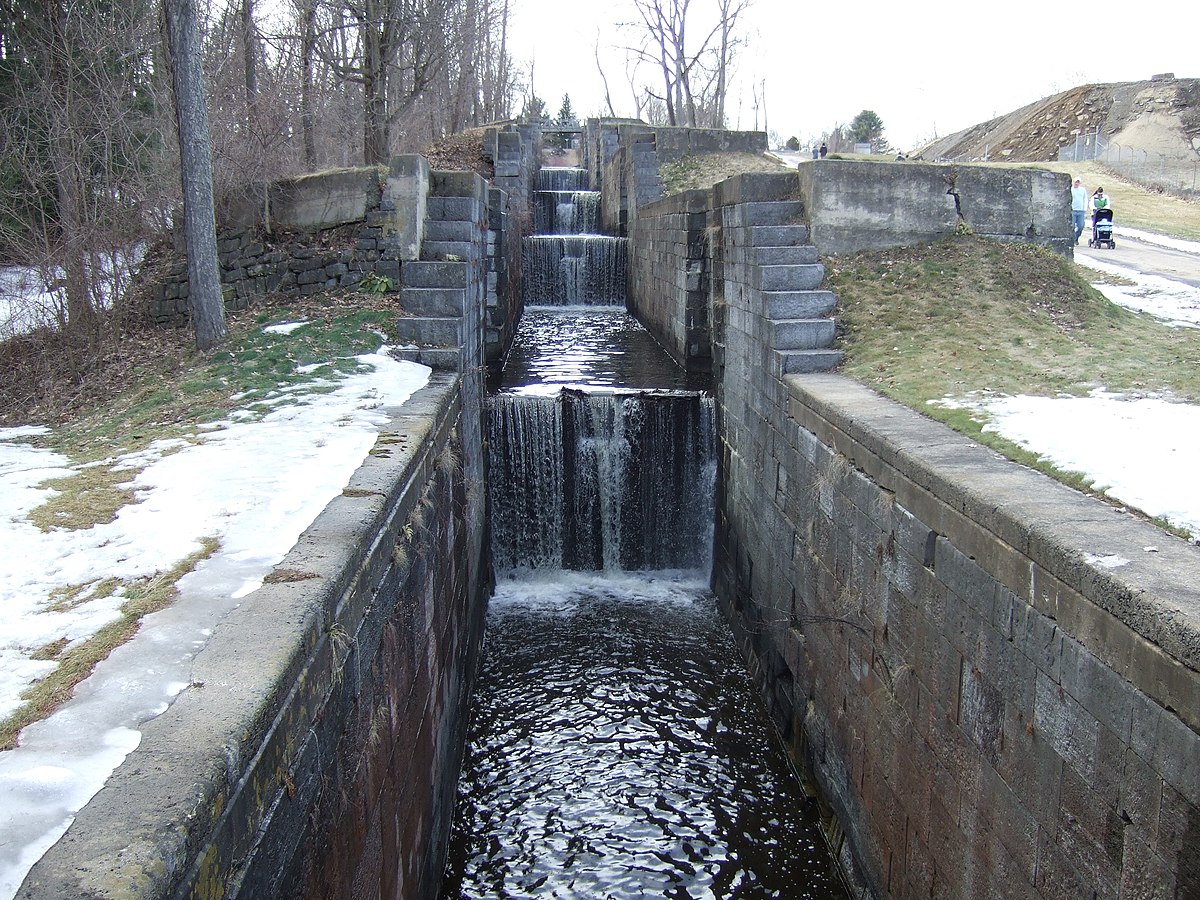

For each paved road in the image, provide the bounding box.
[1075,231,1200,287]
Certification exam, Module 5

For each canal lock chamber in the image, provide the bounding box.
[439,167,849,898]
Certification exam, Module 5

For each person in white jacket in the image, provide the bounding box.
[1071,178,1088,243]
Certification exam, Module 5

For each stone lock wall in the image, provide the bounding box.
[710,176,1200,899]
[19,375,490,900]
[627,188,711,372]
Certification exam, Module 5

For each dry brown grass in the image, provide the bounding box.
[1,538,219,750]
[25,464,142,531]
[659,152,791,196]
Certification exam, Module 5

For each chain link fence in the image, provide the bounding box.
[1059,131,1200,197]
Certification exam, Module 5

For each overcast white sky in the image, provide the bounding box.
[507,0,1196,149]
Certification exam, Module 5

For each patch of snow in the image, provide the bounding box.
[263,320,310,335]
[937,390,1200,540]
[1116,227,1200,255]
[0,347,429,898]
[1075,255,1200,327]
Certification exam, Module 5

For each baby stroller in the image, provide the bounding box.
[1088,208,1115,249]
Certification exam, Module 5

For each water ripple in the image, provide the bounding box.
[441,579,846,899]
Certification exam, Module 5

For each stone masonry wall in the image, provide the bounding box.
[628,189,712,372]
[599,134,663,235]
[152,157,432,326]
[149,140,533,375]
[712,196,1200,900]
[584,118,767,191]
[19,374,490,900]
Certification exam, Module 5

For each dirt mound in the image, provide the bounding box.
[916,77,1200,163]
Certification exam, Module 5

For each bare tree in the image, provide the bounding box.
[164,0,227,350]
[314,0,455,164]
[622,0,748,128]
[709,0,748,128]
[594,37,617,118]
[0,0,170,342]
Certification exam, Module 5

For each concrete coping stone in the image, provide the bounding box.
[639,189,712,217]
[17,374,462,899]
[783,373,1200,676]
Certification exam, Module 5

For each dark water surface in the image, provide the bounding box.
[491,308,712,396]
[440,575,847,899]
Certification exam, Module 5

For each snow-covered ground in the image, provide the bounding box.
[0,331,429,898]
[0,229,1198,897]
[1074,226,1200,326]
[935,389,1200,538]
[1076,252,1200,327]
[929,229,1200,540]
[0,248,142,339]
[0,268,61,340]
[1116,227,1200,255]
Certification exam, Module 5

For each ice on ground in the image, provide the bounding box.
[936,390,1200,540]
[1076,254,1200,327]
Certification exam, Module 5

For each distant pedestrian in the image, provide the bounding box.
[819,142,828,158]
[1070,177,1088,244]
[1091,186,1112,215]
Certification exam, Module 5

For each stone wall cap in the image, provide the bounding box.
[785,373,1200,673]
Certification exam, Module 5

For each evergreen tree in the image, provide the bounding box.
[849,110,887,151]
[556,94,577,127]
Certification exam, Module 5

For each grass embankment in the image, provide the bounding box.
[829,236,1200,494]
[1025,160,1200,239]
[1,291,405,748]
[5,292,405,458]
[658,152,791,196]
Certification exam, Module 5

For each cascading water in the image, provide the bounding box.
[441,166,846,899]
[523,167,627,306]
[489,391,715,574]
[533,190,601,234]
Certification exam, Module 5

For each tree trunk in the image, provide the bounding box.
[362,18,389,165]
[163,0,226,351]
[240,0,258,102]
[299,0,317,166]
[45,3,97,338]
[712,14,728,128]
[52,155,97,337]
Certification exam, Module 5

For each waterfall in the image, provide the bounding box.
[537,166,588,191]
[522,236,627,306]
[523,166,625,307]
[532,191,602,234]
[488,391,715,575]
